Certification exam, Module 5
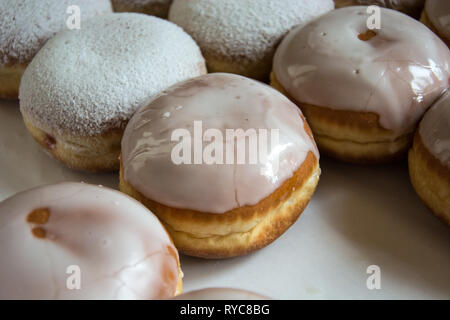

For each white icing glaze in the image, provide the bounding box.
[168,0,334,64]
[0,182,180,299]
[426,0,450,40]
[174,288,269,300]
[121,73,319,214]
[19,13,206,136]
[273,6,450,135]
[419,91,450,167]
[0,0,112,66]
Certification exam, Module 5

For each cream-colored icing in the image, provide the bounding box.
[273,6,450,136]
[419,91,450,167]
[426,0,450,40]
[121,73,318,214]
[0,182,180,299]
[174,288,269,300]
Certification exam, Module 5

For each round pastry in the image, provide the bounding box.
[168,0,334,81]
[272,6,450,164]
[0,0,112,99]
[19,13,206,172]
[408,91,450,226]
[421,0,450,47]
[174,288,269,300]
[0,182,182,299]
[120,73,320,259]
[112,0,172,18]
[334,0,425,17]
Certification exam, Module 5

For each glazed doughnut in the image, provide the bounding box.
[409,92,450,226]
[0,0,112,99]
[0,182,182,299]
[174,288,269,300]
[19,13,206,172]
[421,0,450,47]
[112,0,172,18]
[334,0,425,17]
[168,0,334,81]
[120,73,320,259]
[272,6,450,164]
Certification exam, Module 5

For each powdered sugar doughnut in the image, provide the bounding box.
[169,0,334,81]
[120,73,320,258]
[272,6,450,163]
[335,0,425,17]
[112,0,172,18]
[0,182,182,299]
[19,13,206,172]
[0,0,112,99]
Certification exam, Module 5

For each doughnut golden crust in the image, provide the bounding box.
[168,0,334,81]
[119,74,321,259]
[112,0,172,18]
[420,10,450,48]
[0,64,25,99]
[120,152,320,259]
[408,132,450,226]
[0,182,183,299]
[23,115,122,172]
[271,74,411,163]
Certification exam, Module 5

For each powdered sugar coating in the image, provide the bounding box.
[0,0,112,66]
[168,0,334,65]
[19,13,206,136]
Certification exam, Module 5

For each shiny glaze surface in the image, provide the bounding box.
[122,73,318,213]
[0,182,179,299]
[426,0,450,40]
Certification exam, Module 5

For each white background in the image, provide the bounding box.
[1,99,449,299]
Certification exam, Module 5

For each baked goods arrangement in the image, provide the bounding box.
[0,0,448,299]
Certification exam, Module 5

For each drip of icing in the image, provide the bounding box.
[19,13,206,136]
[0,0,112,66]
[273,6,450,135]
[0,182,180,299]
[425,0,450,40]
[121,73,319,214]
[168,0,334,64]
[419,91,450,167]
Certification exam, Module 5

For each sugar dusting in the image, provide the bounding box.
[19,13,206,136]
[0,0,112,66]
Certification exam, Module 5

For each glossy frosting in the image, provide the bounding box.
[174,288,269,300]
[419,91,450,167]
[122,73,318,214]
[273,6,450,135]
[0,183,180,299]
[426,0,450,40]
